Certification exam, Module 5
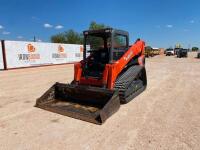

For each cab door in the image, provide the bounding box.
[111,32,129,62]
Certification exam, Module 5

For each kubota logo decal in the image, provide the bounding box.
[18,43,40,61]
[80,46,83,52]
[123,51,133,61]
[52,45,67,59]
[27,44,36,53]
[58,45,64,53]
[75,46,83,57]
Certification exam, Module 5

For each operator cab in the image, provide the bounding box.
[83,28,129,78]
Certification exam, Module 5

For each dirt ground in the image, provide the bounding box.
[0,52,200,150]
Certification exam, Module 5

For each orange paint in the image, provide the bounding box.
[74,40,145,89]
[58,45,64,53]
[27,44,36,53]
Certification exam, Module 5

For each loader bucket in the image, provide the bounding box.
[35,83,120,124]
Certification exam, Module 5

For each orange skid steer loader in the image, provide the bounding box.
[35,28,147,124]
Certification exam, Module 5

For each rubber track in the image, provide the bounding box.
[114,65,145,104]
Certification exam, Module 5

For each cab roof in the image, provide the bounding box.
[83,28,128,37]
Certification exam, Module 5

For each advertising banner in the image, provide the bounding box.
[4,41,83,69]
[0,42,4,70]
[51,44,83,64]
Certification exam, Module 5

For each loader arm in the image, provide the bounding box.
[107,40,145,89]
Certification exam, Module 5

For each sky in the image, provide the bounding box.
[0,0,200,48]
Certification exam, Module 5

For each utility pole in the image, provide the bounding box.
[33,36,36,42]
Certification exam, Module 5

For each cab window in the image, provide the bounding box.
[113,34,128,50]
[112,34,128,61]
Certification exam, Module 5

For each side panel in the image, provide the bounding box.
[0,41,3,69]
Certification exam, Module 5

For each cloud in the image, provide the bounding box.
[44,23,53,28]
[37,39,42,42]
[55,25,64,29]
[2,31,10,35]
[17,36,23,39]
[190,20,195,24]
[0,25,3,29]
[166,25,173,28]
[44,23,64,29]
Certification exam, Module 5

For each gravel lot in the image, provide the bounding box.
[0,52,200,150]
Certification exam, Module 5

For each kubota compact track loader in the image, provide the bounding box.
[35,28,147,124]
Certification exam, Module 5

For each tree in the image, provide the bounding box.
[86,22,109,50]
[51,33,66,43]
[51,29,83,44]
[50,22,109,44]
[145,46,152,57]
[89,21,107,30]
[192,47,199,51]
[145,46,152,51]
